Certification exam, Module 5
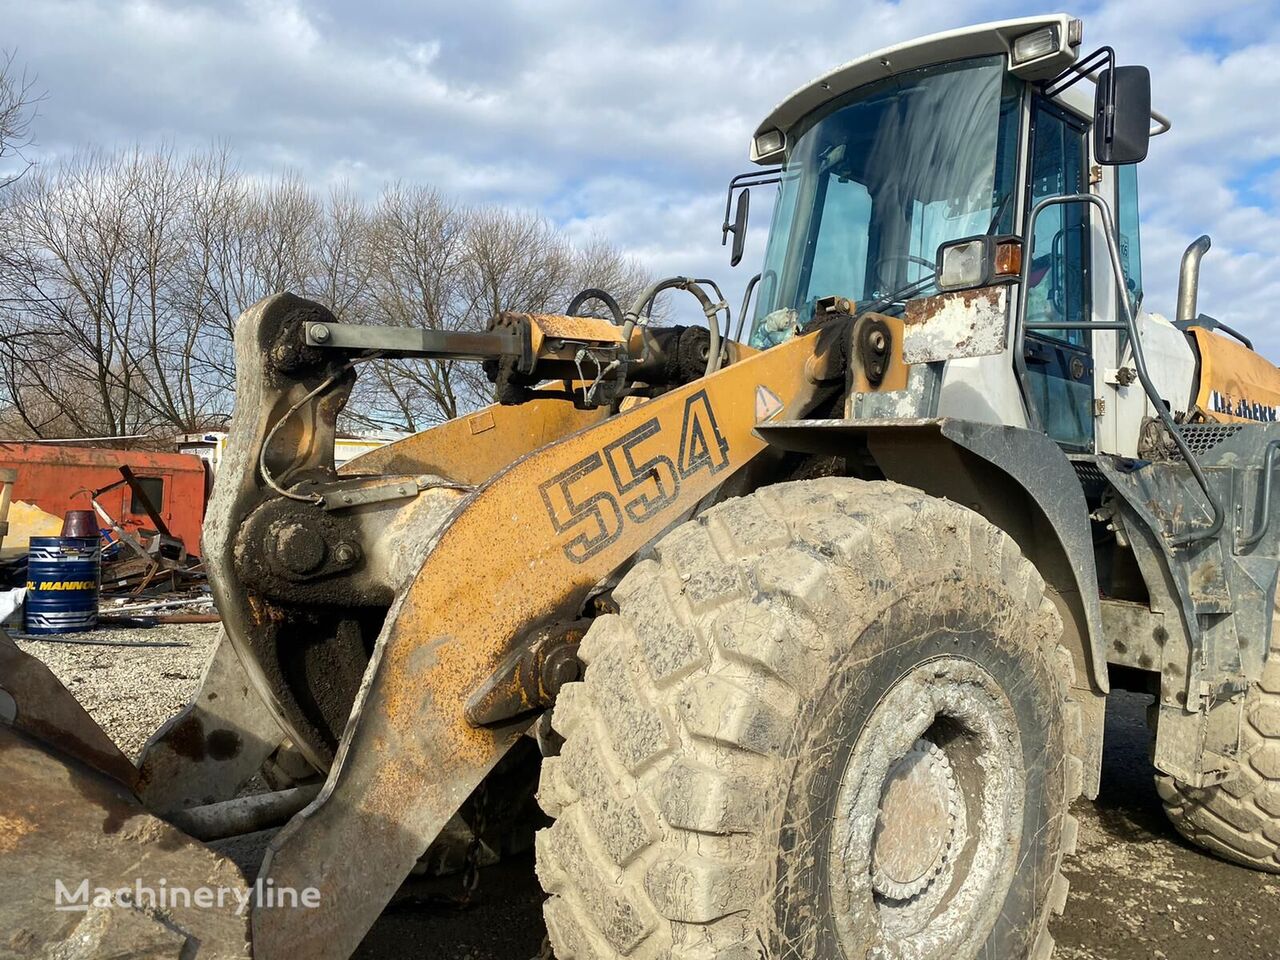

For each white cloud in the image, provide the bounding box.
[5,0,1280,349]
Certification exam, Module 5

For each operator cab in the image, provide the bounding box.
[729,14,1174,458]
[747,54,1022,348]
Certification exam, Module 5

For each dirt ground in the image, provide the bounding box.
[15,624,1280,959]
[1054,690,1280,960]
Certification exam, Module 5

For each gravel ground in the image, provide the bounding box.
[14,622,221,760]
[17,625,1280,959]
[1053,690,1280,959]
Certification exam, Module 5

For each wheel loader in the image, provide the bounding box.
[6,12,1280,960]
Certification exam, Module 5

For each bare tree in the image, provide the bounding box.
[0,148,231,438]
[0,150,147,437]
[0,144,651,442]
[346,201,652,430]
[351,184,467,430]
[0,49,42,191]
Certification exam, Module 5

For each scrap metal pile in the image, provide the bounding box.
[0,464,214,635]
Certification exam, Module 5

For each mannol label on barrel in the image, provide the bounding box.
[25,535,101,635]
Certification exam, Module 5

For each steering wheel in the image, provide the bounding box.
[872,254,936,294]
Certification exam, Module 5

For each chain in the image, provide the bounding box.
[458,778,489,904]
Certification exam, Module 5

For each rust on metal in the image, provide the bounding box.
[464,619,590,726]
[0,443,207,556]
[250,323,843,960]
[0,629,138,788]
[522,312,625,344]
[901,285,1009,365]
[0,725,250,958]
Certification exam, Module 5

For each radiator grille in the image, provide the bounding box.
[1071,460,1106,485]
[1177,424,1244,456]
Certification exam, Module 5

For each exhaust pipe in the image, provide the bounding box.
[1177,235,1212,322]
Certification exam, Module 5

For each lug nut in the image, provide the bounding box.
[333,542,359,565]
[310,323,330,343]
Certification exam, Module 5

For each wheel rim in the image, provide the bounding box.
[828,655,1026,958]
[870,738,961,901]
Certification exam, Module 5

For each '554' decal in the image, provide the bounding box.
[538,390,730,563]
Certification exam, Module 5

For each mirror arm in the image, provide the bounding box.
[1043,45,1115,98]
[1046,47,1170,141]
[722,169,782,245]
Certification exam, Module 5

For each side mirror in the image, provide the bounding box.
[727,188,750,267]
[1094,65,1151,165]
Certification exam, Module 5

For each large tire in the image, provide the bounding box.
[536,478,1083,959]
[1157,607,1280,872]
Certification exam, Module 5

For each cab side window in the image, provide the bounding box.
[1022,98,1094,451]
[1116,163,1143,313]
[1026,100,1091,340]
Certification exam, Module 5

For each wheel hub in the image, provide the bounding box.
[871,739,960,901]
[828,656,1027,955]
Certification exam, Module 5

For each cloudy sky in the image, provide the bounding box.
[6,0,1280,348]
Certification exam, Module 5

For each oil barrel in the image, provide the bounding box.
[24,536,101,634]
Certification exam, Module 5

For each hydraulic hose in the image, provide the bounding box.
[622,277,728,378]
[566,287,624,325]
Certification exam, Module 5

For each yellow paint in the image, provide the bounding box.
[3,501,63,554]
[1192,328,1280,423]
[852,314,909,393]
[339,393,609,485]
[341,322,767,486]
[269,328,842,958]
[0,812,34,853]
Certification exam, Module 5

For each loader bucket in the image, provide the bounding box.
[0,631,251,959]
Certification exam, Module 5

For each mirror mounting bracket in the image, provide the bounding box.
[722,168,781,266]
[1043,44,1116,100]
[1043,45,1118,143]
[1043,46,1151,165]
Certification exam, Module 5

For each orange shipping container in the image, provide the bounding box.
[0,444,207,556]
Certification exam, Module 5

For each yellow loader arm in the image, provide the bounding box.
[194,294,846,958]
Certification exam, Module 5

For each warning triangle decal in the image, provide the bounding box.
[754,384,784,423]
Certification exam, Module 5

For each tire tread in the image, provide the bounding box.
[538,480,1083,958]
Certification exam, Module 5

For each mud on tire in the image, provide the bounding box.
[1157,607,1280,873]
[535,478,1083,959]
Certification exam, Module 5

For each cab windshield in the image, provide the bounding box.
[750,56,1021,348]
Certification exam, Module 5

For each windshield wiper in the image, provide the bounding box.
[861,194,1009,317]
[986,191,1013,235]
[861,274,937,316]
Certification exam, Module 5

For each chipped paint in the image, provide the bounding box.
[849,363,941,420]
[523,312,625,343]
[250,325,837,960]
[0,812,34,853]
[902,286,1009,365]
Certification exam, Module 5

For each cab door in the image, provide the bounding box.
[1022,97,1094,451]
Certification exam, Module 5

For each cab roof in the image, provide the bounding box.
[751,14,1083,164]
